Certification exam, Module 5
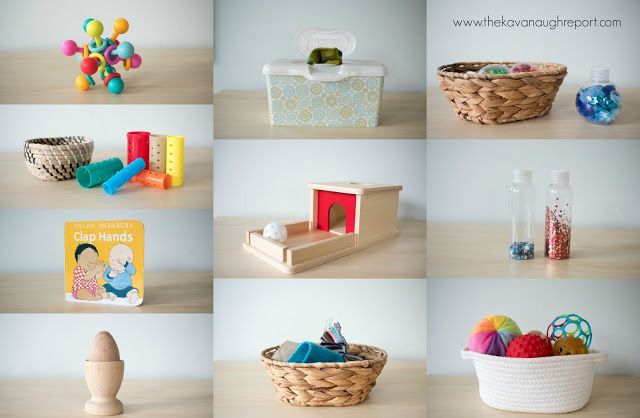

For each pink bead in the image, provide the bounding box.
[62,40,79,56]
[130,53,142,69]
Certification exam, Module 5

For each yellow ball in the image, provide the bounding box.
[75,75,90,91]
[86,19,104,37]
[113,18,129,34]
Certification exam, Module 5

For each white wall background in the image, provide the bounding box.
[214,279,426,361]
[214,140,426,220]
[0,209,212,273]
[427,279,640,376]
[0,314,212,378]
[0,105,212,152]
[214,0,426,93]
[427,0,640,87]
[0,0,213,50]
[427,140,640,228]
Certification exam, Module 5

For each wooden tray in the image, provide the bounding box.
[243,220,397,274]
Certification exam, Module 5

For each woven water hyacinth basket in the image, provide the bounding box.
[462,348,607,414]
[24,136,94,181]
[261,344,387,407]
[437,62,567,124]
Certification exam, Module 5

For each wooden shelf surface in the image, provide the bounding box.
[427,87,640,139]
[213,90,426,139]
[214,361,426,418]
[0,378,212,417]
[427,222,640,279]
[0,48,213,104]
[0,271,212,313]
[0,147,212,209]
[426,375,640,417]
[214,217,426,278]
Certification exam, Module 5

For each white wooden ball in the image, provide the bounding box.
[263,222,288,242]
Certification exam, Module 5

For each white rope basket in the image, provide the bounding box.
[462,348,607,414]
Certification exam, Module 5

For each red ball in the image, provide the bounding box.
[506,334,553,358]
[80,57,99,75]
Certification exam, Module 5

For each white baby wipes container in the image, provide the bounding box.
[461,348,608,414]
[263,28,388,128]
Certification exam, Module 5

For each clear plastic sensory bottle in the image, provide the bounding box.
[575,67,621,124]
[545,170,572,260]
[509,169,535,260]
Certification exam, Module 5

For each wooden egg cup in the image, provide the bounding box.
[84,360,124,416]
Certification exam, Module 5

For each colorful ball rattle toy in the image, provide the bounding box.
[62,18,142,94]
[546,313,592,348]
[469,315,522,356]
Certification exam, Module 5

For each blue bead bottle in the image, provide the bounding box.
[575,67,621,124]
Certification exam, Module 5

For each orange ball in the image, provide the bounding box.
[75,75,90,91]
[553,336,588,356]
[113,18,129,34]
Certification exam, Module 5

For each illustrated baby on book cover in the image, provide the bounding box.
[64,220,144,306]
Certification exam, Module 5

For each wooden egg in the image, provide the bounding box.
[88,331,120,362]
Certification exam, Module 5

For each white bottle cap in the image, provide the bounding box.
[591,66,609,83]
[512,169,532,183]
[550,170,570,185]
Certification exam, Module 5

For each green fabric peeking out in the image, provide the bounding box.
[307,48,343,65]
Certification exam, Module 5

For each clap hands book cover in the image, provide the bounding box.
[64,220,144,306]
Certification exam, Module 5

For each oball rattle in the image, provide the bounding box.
[546,313,592,348]
[469,315,521,356]
[62,18,142,94]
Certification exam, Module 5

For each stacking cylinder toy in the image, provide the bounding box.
[102,158,145,195]
[131,170,171,189]
[166,135,184,187]
[127,131,150,168]
[76,158,124,188]
[149,134,167,173]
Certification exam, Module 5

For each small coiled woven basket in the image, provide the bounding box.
[24,137,94,181]
[261,343,387,407]
[462,348,607,414]
[437,62,567,124]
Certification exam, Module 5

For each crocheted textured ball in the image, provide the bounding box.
[506,333,553,358]
[553,336,588,356]
[469,315,522,356]
[263,222,288,242]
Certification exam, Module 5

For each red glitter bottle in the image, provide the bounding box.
[545,170,572,259]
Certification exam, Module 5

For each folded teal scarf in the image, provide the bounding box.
[288,341,344,363]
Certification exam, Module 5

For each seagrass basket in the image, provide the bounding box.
[261,343,387,407]
[24,136,94,181]
[437,62,567,124]
[462,348,607,413]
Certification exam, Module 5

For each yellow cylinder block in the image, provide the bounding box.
[166,135,184,187]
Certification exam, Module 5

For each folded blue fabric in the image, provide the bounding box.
[287,341,344,363]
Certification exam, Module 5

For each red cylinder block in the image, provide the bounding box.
[127,131,150,168]
[130,169,171,189]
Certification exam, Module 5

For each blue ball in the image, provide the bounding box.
[107,77,124,94]
[116,42,134,59]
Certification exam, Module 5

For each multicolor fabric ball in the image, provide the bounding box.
[469,315,522,356]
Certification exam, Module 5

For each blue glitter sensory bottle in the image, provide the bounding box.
[576,67,621,124]
[509,169,535,260]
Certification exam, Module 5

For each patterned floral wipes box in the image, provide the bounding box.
[263,28,387,127]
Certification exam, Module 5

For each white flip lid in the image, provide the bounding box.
[296,28,357,57]
[263,27,387,81]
